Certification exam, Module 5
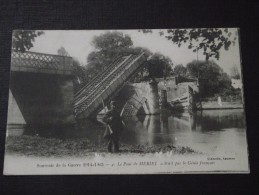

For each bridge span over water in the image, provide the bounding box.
[7,51,148,128]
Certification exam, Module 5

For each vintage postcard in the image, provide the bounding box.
[4,28,249,175]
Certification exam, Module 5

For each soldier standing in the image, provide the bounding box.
[103,101,124,153]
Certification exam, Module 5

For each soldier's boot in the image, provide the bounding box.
[114,139,120,153]
[108,139,113,153]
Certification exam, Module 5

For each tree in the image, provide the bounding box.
[56,47,87,91]
[145,53,173,79]
[230,65,241,79]
[57,46,70,56]
[86,31,174,83]
[72,59,88,92]
[87,31,133,71]
[173,64,187,76]
[186,60,232,97]
[12,30,44,52]
[140,28,237,60]
[92,31,133,51]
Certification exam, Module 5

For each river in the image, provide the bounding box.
[7,109,248,155]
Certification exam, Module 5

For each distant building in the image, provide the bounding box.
[157,76,199,111]
[157,76,198,98]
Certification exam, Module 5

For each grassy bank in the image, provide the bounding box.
[5,135,200,158]
[201,101,243,109]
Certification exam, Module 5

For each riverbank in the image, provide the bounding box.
[201,101,243,110]
[5,135,200,158]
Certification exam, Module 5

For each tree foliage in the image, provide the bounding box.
[72,59,88,92]
[92,31,133,51]
[86,31,173,82]
[57,46,70,56]
[230,65,241,79]
[173,64,187,76]
[186,60,232,97]
[12,30,44,52]
[146,53,173,79]
[56,47,87,91]
[140,28,237,60]
[87,31,133,71]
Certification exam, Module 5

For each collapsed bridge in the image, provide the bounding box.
[74,53,147,119]
[8,51,148,128]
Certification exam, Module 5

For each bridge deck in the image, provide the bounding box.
[74,53,147,119]
[11,51,73,75]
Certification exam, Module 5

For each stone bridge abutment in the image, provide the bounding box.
[7,51,75,129]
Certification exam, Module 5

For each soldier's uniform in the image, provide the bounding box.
[103,102,123,152]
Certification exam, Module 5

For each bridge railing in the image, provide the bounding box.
[11,51,73,75]
[74,56,125,97]
[74,55,134,111]
[74,56,128,102]
[75,53,146,119]
[74,56,131,108]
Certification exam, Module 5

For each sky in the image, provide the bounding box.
[29,29,241,75]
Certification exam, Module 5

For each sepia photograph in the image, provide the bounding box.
[3,28,249,174]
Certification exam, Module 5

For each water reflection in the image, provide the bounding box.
[7,109,247,154]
